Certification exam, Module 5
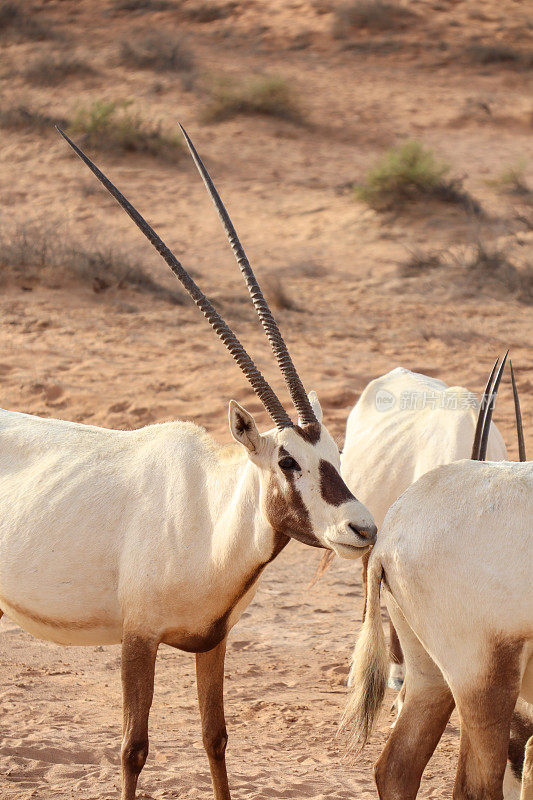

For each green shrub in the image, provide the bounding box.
[203,75,304,124]
[68,99,182,161]
[355,141,480,212]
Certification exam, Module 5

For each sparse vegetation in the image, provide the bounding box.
[111,0,172,11]
[0,1,58,40]
[398,240,533,304]
[0,104,67,133]
[182,2,235,22]
[22,53,97,87]
[119,32,193,73]
[355,141,482,212]
[263,274,300,312]
[0,223,184,303]
[68,100,182,161]
[203,75,305,124]
[465,43,533,68]
[332,1,417,38]
[488,161,532,200]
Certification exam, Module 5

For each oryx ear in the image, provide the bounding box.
[229,400,261,452]
[299,390,322,425]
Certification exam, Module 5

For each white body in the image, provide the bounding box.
[342,368,508,528]
[0,404,374,649]
[345,459,533,800]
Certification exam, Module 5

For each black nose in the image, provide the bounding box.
[349,522,377,544]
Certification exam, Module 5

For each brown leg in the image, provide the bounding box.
[375,683,454,799]
[121,633,158,800]
[453,638,523,800]
[196,638,231,800]
[522,736,533,800]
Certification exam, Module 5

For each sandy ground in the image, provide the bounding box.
[0,0,532,797]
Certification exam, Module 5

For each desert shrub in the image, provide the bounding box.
[398,240,533,304]
[263,274,300,311]
[112,0,172,10]
[489,161,532,199]
[68,99,182,161]
[22,53,96,86]
[0,223,183,303]
[398,248,444,277]
[355,141,481,212]
[203,75,304,124]
[182,2,235,22]
[332,1,417,37]
[0,103,67,133]
[119,32,193,73]
[0,1,58,40]
[465,43,533,68]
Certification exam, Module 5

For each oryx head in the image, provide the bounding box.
[58,126,377,559]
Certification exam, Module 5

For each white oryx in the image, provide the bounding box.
[343,361,533,800]
[339,366,508,688]
[0,129,377,800]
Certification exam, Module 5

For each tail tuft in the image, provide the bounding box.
[339,559,388,758]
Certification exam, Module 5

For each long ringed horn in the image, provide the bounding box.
[471,356,499,460]
[178,124,318,427]
[477,350,508,462]
[56,128,293,430]
[510,361,527,462]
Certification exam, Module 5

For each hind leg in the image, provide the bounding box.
[374,598,454,800]
[451,638,523,800]
[521,736,533,800]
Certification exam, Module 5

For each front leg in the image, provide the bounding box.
[121,632,159,800]
[196,638,231,800]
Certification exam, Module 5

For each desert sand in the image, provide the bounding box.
[0,0,531,797]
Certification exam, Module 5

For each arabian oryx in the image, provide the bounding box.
[0,128,376,800]
[341,366,508,689]
[342,359,533,800]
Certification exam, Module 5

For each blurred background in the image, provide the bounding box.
[1,0,532,450]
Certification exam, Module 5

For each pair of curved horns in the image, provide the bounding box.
[472,352,527,462]
[471,351,508,461]
[57,127,315,429]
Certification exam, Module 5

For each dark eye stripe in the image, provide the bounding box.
[279,456,301,472]
[319,459,354,506]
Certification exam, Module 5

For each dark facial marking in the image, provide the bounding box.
[266,470,322,548]
[319,459,355,506]
[294,423,321,445]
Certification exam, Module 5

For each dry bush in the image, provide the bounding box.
[111,0,172,11]
[182,2,235,22]
[0,1,58,40]
[119,32,193,73]
[263,274,300,312]
[0,103,67,133]
[465,43,533,68]
[332,1,417,38]
[0,224,184,303]
[398,240,533,304]
[22,53,97,87]
[203,75,305,124]
[355,141,482,213]
[68,99,182,161]
[488,162,533,201]
[398,248,444,277]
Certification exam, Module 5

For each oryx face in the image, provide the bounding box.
[229,395,377,559]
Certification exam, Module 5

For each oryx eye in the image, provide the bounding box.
[278,456,301,472]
